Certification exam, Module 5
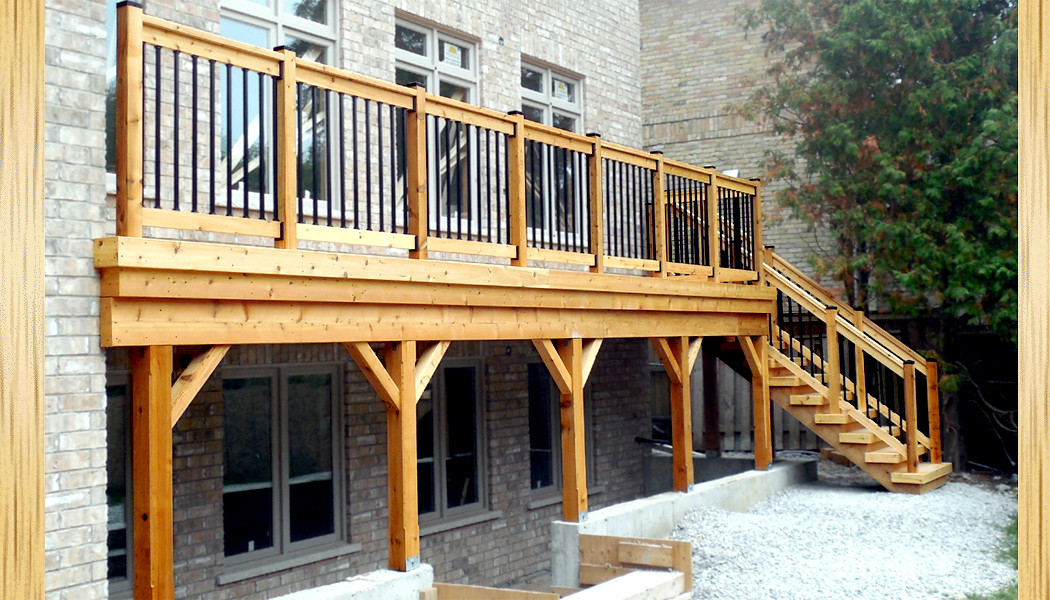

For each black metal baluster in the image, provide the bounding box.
[390,104,397,232]
[155,46,162,209]
[443,118,451,238]
[486,129,492,242]
[209,59,216,215]
[466,124,473,239]
[365,98,372,230]
[241,68,249,218]
[325,90,333,227]
[173,51,181,211]
[378,100,384,232]
[258,72,266,220]
[191,56,198,213]
[455,122,463,240]
[225,63,233,216]
[296,83,303,223]
[311,86,319,225]
[352,96,359,229]
[339,94,346,228]
[271,73,278,220]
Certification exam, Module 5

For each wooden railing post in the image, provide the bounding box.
[903,361,919,472]
[824,306,841,413]
[750,178,763,272]
[707,171,721,282]
[407,84,428,259]
[507,112,527,267]
[116,1,144,237]
[587,133,604,274]
[852,310,868,413]
[927,360,942,463]
[651,152,668,277]
[274,47,298,250]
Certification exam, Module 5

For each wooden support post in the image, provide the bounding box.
[274,47,298,250]
[740,336,772,470]
[701,338,721,457]
[903,361,918,473]
[587,134,605,274]
[131,346,174,600]
[749,179,763,271]
[927,360,942,463]
[116,1,144,237]
[385,341,419,570]
[707,173,721,281]
[852,310,867,412]
[532,339,602,521]
[170,344,229,427]
[508,112,528,267]
[407,84,428,259]
[824,306,841,414]
[651,337,694,491]
[651,153,667,277]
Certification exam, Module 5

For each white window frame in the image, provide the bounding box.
[394,18,483,235]
[417,358,488,524]
[221,364,346,569]
[520,62,585,247]
[222,0,338,57]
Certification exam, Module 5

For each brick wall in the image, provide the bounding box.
[43,1,110,598]
[102,340,650,599]
[639,0,837,276]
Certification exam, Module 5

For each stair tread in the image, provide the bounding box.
[890,462,953,485]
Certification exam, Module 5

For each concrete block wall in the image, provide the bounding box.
[639,0,837,277]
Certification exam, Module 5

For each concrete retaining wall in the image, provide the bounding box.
[272,566,434,600]
[550,461,817,588]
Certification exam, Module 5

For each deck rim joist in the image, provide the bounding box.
[95,237,775,347]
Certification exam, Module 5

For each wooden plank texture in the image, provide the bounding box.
[0,0,45,595]
[170,345,230,426]
[434,583,558,600]
[385,341,419,570]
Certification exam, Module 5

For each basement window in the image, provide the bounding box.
[417,360,486,522]
[222,366,344,565]
[527,362,597,501]
[106,372,133,595]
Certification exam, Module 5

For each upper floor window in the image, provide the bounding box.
[222,366,344,564]
[520,63,582,133]
[417,360,486,522]
[394,19,477,103]
[221,0,337,62]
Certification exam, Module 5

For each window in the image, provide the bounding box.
[520,63,582,133]
[395,19,479,230]
[520,63,585,243]
[394,19,477,103]
[527,363,596,497]
[222,0,337,62]
[222,366,343,563]
[106,372,132,593]
[417,361,486,521]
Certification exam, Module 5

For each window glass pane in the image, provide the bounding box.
[552,78,575,103]
[521,66,543,93]
[438,40,469,70]
[439,81,470,103]
[417,386,436,515]
[285,0,327,25]
[552,113,576,133]
[223,376,274,556]
[396,25,427,56]
[396,68,428,89]
[105,0,118,172]
[528,364,555,490]
[285,36,328,64]
[287,373,335,543]
[106,383,128,580]
[444,367,477,509]
[522,105,545,124]
[221,17,269,50]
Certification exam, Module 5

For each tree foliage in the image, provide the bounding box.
[738,0,1018,344]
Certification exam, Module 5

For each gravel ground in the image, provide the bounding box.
[671,463,1017,600]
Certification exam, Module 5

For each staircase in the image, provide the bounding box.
[751,251,952,493]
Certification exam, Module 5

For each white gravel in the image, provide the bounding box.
[671,479,1017,600]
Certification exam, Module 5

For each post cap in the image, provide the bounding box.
[507,110,524,116]
[585,132,601,138]
[117,1,143,8]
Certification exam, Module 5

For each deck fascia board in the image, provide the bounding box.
[95,237,775,347]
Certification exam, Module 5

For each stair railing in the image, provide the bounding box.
[761,249,941,472]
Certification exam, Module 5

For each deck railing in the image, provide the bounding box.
[763,249,942,472]
[115,3,762,280]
